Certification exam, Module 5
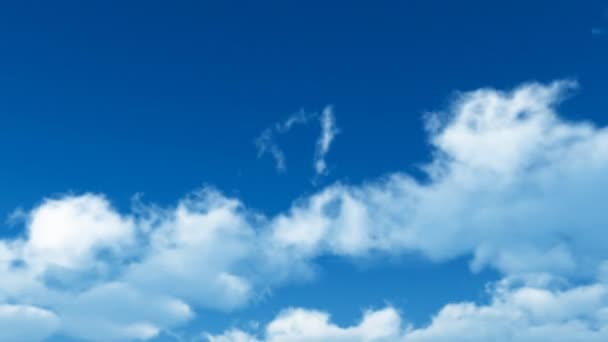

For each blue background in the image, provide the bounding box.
[0,0,606,337]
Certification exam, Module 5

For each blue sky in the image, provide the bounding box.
[1,1,608,341]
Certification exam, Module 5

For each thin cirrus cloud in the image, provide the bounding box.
[313,106,339,176]
[254,109,315,172]
[255,106,338,176]
[2,80,608,340]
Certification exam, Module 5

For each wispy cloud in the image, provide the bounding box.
[255,107,338,176]
[275,110,315,134]
[7,81,608,341]
[313,106,339,176]
[255,110,316,172]
[255,128,287,172]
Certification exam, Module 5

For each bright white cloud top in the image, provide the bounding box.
[2,80,608,341]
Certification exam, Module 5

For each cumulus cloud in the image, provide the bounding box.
[0,304,60,341]
[208,277,608,342]
[24,194,136,271]
[207,330,261,342]
[255,106,338,176]
[207,306,403,342]
[57,282,193,341]
[267,80,608,279]
[3,80,608,340]
[0,195,196,341]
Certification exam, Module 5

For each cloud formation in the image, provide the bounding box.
[2,80,608,340]
[255,106,338,176]
[313,106,339,176]
[255,110,316,172]
[0,305,59,341]
[209,278,608,341]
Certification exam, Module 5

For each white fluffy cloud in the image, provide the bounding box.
[268,80,608,279]
[24,194,136,271]
[403,278,608,342]
[0,304,60,342]
[124,192,256,310]
[207,306,403,342]
[209,278,608,342]
[2,80,608,340]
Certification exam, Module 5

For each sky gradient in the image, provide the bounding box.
[1,1,608,341]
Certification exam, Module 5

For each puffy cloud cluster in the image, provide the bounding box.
[269,80,608,278]
[2,80,608,340]
[0,304,59,341]
[209,278,608,341]
[208,306,402,342]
